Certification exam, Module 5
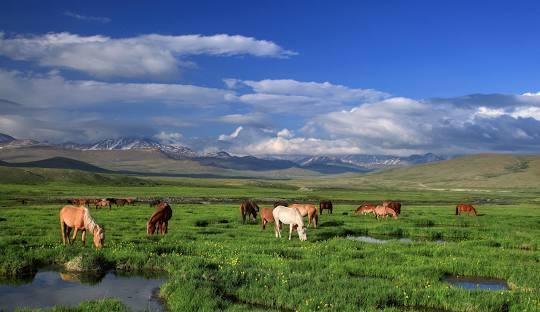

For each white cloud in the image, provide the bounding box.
[230,79,389,114]
[218,126,243,141]
[219,112,265,125]
[154,131,183,145]
[240,135,365,155]
[64,11,111,23]
[277,128,293,138]
[0,32,296,78]
[0,69,234,108]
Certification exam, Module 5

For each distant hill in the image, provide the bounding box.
[0,156,112,173]
[354,154,540,189]
[0,165,153,185]
[0,133,15,143]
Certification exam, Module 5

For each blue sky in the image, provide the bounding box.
[1,0,540,155]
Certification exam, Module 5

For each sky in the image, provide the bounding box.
[1,0,540,156]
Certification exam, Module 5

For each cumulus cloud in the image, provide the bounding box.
[0,32,296,78]
[218,126,243,141]
[154,131,184,145]
[228,78,389,114]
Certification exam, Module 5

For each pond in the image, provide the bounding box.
[443,275,509,290]
[0,269,167,311]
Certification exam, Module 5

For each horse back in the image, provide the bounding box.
[60,205,87,229]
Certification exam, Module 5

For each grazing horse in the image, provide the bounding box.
[272,206,307,241]
[289,204,318,228]
[59,205,104,248]
[126,197,136,205]
[373,205,398,220]
[240,199,259,224]
[147,202,173,235]
[261,207,275,230]
[113,198,128,206]
[68,198,87,206]
[319,200,333,214]
[383,201,402,215]
[95,199,111,209]
[456,204,477,216]
[354,203,377,215]
[273,201,288,208]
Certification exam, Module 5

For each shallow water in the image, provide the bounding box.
[443,275,508,290]
[346,235,444,244]
[0,270,167,311]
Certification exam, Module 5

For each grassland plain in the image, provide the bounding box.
[0,175,539,312]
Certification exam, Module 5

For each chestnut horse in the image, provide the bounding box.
[374,205,398,219]
[261,207,275,230]
[383,201,402,215]
[456,204,477,216]
[95,199,111,209]
[319,200,333,214]
[354,203,377,215]
[289,204,318,228]
[273,206,307,241]
[147,201,173,235]
[59,205,104,248]
[67,198,87,206]
[126,197,136,205]
[240,199,259,224]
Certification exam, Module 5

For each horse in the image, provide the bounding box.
[113,198,128,206]
[261,207,275,230]
[288,204,318,228]
[149,199,166,207]
[383,201,402,215]
[126,197,136,205]
[456,204,477,216]
[240,199,259,224]
[273,201,288,208]
[319,200,333,214]
[272,206,307,241]
[354,203,377,215]
[147,202,173,235]
[373,205,398,220]
[67,198,87,206]
[59,205,104,248]
[95,199,111,209]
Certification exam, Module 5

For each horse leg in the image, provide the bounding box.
[262,218,266,230]
[81,229,86,244]
[289,224,293,240]
[60,221,66,245]
[66,227,73,244]
[164,221,168,234]
[274,221,279,238]
[72,228,79,243]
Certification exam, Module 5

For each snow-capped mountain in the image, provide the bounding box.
[0,133,15,144]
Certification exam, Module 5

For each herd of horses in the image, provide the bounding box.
[58,195,479,248]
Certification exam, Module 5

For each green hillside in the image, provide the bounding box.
[318,154,540,190]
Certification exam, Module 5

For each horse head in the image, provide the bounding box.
[147,221,155,235]
[298,225,307,241]
[93,225,104,249]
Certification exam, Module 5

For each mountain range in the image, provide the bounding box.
[0,133,447,174]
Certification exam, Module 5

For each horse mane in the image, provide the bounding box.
[83,208,99,233]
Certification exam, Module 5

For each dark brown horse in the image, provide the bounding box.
[240,199,259,224]
[273,201,288,208]
[456,204,477,216]
[147,201,173,235]
[113,198,128,206]
[383,201,402,215]
[319,200,333,214]
[67,198,87,206]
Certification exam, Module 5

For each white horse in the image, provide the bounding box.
[273,206,307,241]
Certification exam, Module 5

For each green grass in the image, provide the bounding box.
[0,175,539,311]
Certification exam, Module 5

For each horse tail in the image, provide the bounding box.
[314,211,319,227]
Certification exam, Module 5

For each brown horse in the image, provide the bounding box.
[113,198,128,206]
[126,197,136,205]
[319,200,333,214]
[273,201,288,208]
[59,205,104,248]
[456,204,477,216]
[67,198,87,206]
[147,202,173,235]
[354,203,377,215]
[289,204,318,228]
[95,199,111,209]
[383,200,402,215]
[373,205,398,219]
[261,207,275,230]
[240,199,259,224]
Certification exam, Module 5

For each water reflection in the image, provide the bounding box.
[443,275,509,290]
[0,270,167,311]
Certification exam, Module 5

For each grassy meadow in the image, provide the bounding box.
[0,172,539,311]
